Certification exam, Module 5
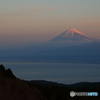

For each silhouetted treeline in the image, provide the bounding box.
[0,64,100,100]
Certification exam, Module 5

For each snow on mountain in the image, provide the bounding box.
[50,29,92,42]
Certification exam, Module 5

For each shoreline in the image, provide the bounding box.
[0,60,100,64]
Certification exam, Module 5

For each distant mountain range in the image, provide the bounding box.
[50,29,95,42]
[0,28,100,63]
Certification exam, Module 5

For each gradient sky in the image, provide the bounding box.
[0,0,100,44]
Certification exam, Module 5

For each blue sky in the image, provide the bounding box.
[0,0,100,44]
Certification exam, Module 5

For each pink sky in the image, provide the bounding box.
[0,0,100,44]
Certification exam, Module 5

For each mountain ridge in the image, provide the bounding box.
[50,29,92,42]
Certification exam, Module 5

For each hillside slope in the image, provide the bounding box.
[0,64,100,100]
[0,64,46,100]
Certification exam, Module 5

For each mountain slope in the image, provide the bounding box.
[50,29,92,42]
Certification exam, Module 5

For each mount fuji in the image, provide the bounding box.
[50,29,93,42]
[0,28,100,63]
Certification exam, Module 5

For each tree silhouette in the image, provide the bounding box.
[5,68,16,79]
[0,64,5,71]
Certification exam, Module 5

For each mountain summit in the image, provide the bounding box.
[50,29,92,42]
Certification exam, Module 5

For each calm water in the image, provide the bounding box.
[0,62,100,84]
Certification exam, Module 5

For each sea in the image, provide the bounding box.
[0,62,100,84]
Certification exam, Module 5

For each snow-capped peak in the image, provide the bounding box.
[63,28,88,38]
[50,28,92,42]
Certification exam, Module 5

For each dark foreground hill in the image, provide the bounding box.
[0,64,100,100]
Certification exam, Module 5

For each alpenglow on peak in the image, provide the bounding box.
[50,28,92,42]
[63,28,88,37]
